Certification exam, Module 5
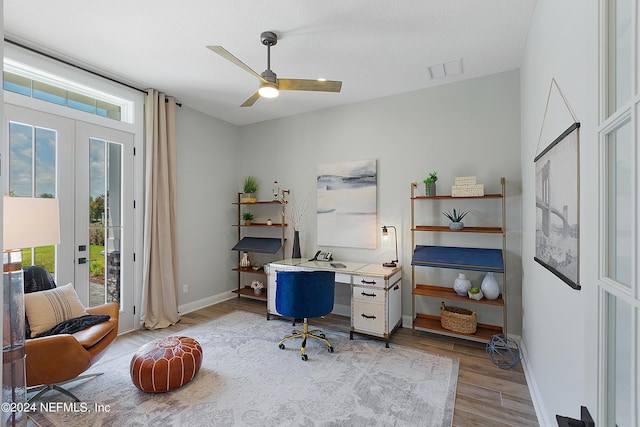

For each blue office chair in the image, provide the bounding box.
[275,270,335,361]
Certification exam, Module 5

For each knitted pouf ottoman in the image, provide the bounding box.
[130,335,203,392]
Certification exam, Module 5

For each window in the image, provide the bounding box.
[3,59,133,123]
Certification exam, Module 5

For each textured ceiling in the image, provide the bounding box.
[4,1,536,126]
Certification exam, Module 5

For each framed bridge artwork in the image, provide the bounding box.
[534,122,580,290]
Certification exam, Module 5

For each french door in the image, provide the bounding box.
[4,104,134,332]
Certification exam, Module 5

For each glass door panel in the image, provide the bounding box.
[88,138,123,307]
[606,0,633,117]
[605,293,633,427]
[76,122,133,332]
[605,119,633,287]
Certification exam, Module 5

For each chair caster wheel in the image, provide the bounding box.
[279,343,285,350]
[328,346,334,353]
[301,354,308,361]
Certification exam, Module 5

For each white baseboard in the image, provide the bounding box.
[519,337,552,427]
[178,290,236,315]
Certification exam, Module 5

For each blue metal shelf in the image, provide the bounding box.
[232,237,283,254]
[411,245,504,273]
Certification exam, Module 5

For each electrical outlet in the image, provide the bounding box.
[183,284,188,293]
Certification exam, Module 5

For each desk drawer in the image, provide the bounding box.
[352,275,385,288]
[352,300,385,335]
[352,285,385,302]
[335,273,351,284]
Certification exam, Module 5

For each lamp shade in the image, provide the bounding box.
[3,197,60,250]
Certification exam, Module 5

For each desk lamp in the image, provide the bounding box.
[381,225,398,268]
[3,196,60,426]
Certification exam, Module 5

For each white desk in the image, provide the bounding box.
[265,258,402,347]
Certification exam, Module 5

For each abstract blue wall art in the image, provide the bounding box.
[317,159,377,248]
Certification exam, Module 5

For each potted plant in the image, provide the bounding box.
[241,212,254,226]
[442,208,471,230]
[251,280,265,295]
[468,286,484,301]
[423,171,438,197]
[241,176,258,203]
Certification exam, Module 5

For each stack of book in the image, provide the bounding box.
[452,176,484,197]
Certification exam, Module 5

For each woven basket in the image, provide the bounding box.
[440,302,477,334]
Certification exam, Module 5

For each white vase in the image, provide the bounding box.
[481,272,500,300]
[453,273,471,296]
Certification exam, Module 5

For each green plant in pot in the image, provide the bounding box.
[442,208,470,230]
[242,176,258,203]
[423,171,438,197]
[241,212,254,226]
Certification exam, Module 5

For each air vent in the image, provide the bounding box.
[427,58,463,79]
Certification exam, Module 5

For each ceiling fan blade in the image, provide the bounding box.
[240,91,261,107]
[207,45,267,83]
[277,79,342,92]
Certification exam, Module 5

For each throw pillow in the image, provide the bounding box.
[24,283,88,338]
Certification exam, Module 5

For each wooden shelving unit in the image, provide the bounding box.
[231,191,288,302]
[410,178,507,343]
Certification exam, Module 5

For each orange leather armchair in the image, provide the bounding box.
[23,267,119,402]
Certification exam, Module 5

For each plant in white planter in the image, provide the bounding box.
[442,208,471,230]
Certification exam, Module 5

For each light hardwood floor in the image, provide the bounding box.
[107,297,539,427]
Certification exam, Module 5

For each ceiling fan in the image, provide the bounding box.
[207,31,342,107]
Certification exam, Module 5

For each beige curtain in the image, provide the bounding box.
[140,89,180,329]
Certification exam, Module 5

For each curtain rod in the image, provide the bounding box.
[4,38,182,107]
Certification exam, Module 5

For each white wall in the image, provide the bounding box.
[235,70,523,332]
[175,106,240,306]
[520,0,599,425]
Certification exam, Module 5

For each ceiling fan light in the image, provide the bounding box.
[258,82,279,98]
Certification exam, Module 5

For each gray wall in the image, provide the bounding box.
[520,0,599,424]
[175,70,522,331]
[175,106,240,304]
[234,69,523,332]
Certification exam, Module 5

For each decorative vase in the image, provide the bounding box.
[481,272,500,300]
[292,230,301,258]
[425,182,436,197]
[449,222,464,230]
[240,252,251,269]
[266,219,273,226]
[453,273,471,296]
[253,287,263,295]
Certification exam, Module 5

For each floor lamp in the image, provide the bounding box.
[3,197,60,426]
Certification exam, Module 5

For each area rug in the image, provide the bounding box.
[31,311,459,427]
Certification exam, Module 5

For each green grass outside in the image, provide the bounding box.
[22,244,105,277]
